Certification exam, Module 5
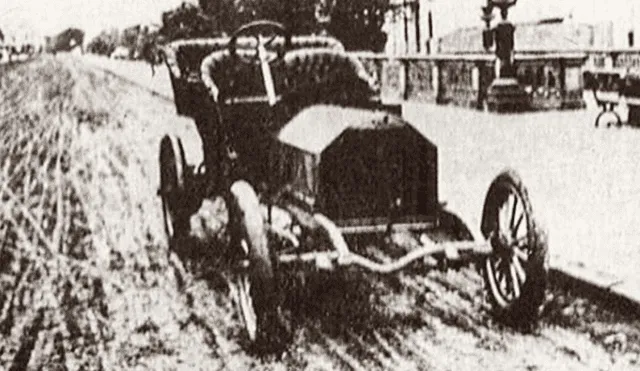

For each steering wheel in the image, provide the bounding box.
[228,20,291,64]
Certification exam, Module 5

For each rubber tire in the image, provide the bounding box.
[159,135,190,242]
[480,169,549,328]
[228,180,285,352]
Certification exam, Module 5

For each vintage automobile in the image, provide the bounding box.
[158,20,549,350]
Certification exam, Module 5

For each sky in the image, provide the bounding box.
[431,0,638,38]
[0,0,637,41]
[0,0,196,40]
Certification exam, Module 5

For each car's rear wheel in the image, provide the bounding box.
[480,169,548,327]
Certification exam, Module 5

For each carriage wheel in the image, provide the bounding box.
[159,135,190,242]
[228,181,285,351]
[480,169,548,327]
[595,110,622,128]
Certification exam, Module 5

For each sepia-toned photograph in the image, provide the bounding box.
[0,0,639,369]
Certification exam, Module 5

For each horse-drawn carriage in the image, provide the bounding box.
[158,20,549,351]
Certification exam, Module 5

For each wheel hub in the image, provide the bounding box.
[490,232,514,259]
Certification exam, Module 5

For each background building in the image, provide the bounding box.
[383,0,640,54]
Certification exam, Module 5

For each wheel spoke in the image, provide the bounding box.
[492,256,503,271]
[495,257,517,300]
[494,258,506,284]
[509,194,518,229]
[499,269,509,296]
[265,33,278,47]
[236,236,259,341]
[513,246,529,262]
[509,260,521,299]
[512,255,527,283]
[163,201,174,237]
[240,239,249,254]
[513,212,524,237]
[512,234,527,246]
[236,275,257,341]
[499,203,506,235]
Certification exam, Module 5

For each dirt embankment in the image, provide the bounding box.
[0,55,638,370]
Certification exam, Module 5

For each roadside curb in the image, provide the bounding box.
[549,259,640,313]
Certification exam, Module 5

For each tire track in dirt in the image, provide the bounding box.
[1,54,637,369]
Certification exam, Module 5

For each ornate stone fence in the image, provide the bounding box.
[351,51,587,111]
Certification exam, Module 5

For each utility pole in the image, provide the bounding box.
[415,0,420,53]
[426,0,434,54]
[403,0,409,54]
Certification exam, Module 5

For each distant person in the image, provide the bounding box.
[142,40,162,77]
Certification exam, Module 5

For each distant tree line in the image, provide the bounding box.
[87,26,162,60]
[46,28,85,54]
[160,0,390,51]
[86,29,120,56]
[87,0,391,56]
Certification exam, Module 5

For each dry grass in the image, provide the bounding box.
[0,59,112,369]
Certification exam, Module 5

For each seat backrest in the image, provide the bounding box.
[200,50,269,101]
[281,49,377,102]
[201,48,377,105]
[165,35,345,80]
[163,38,229,80]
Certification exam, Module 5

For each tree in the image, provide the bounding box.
[47,28,85,53]
[87,29,120,56]
[160,2,218,41]
[198,0,318,35]
[327,0,389,51]
[166,0,390,51]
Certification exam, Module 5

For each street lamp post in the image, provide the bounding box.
[315,0,335,36]
[481,0,529,112]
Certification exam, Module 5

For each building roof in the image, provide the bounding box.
[277,105,405,154]
[438,18,597,53]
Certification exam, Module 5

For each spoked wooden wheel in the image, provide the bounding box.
[159,134,189,242]
[480,169,548,326]
[228,181,285,351]
[594,110,622,128]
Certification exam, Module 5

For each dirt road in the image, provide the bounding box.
[0,55,638,370]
